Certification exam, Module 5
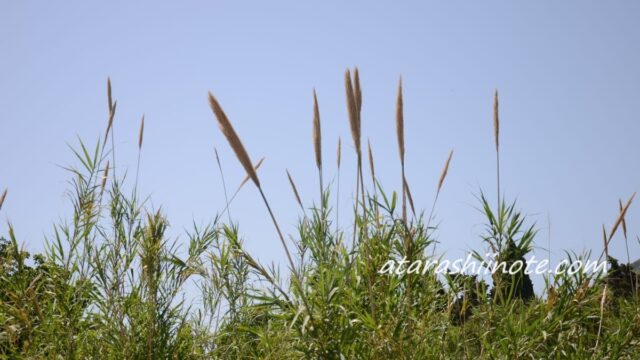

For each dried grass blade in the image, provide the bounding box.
[619,199,628,240]
[403,177,416,217]
[608,192,635,243]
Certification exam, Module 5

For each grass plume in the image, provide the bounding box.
[104,101,117,142]
[1,73,638,359]
[107,76,113,113]
[345,70,361,157]
[438,150,454,193]
[286,169,304,212]
[0,188,7,211]
[312,89,324,212]
[138,115,145,150]
[208,93,260,188]
[208,91,315,330]
[354,67,362,116]
[313,89,322,173]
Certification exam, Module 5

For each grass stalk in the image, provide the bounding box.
[214,148,233,223]
[493,90,500,210]
[336,137,341,234]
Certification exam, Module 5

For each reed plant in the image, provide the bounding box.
[0,73,639,359]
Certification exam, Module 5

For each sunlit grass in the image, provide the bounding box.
[1,72,639,359]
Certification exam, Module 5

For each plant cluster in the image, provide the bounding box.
[1,72,639,359]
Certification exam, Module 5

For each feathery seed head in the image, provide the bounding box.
[345,69,361,157]
[286,169,304,210]
[208,92,260,187]
[0,189,7,211]
[138,115,145,150]
[437,150,454,193]
[313,89,322,171]
[396,77,405,163]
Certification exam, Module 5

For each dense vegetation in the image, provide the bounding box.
[1,71,639,359]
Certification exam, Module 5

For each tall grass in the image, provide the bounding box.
[0,73,639,359]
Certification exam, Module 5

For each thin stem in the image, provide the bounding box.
[358,158,367,235]
[134,148,142,199]
[335,167,341,235]
[214,149,233,224]
[318,167,325,238]
[401,163,407,225]
[351,157,361,252]
[256,186,316,330]
[428,192,441,257]
[496,150,501,213]
[110,125,117,182]
[257,187,296,276]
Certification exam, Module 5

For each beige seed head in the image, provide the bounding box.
[396,76,405,164]
[101,161,110,192]
[0,188,7,211]
[354,67,362,118]
[493,90,499,152]
[138,115,145,150]
[608,192,635,242]
[403,178,416,216]
[208,92,260,187]
[107,77,113,113]
[104,101,117,141]
[354,68,362,151]
[437,150,454,193]
[286,169,304,210]
[345,69,361,157]
[313,89,322,171]
[367,139,375,180]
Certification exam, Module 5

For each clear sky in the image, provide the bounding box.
[2,1,640,285]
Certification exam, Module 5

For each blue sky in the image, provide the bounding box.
[2,1,640,284]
